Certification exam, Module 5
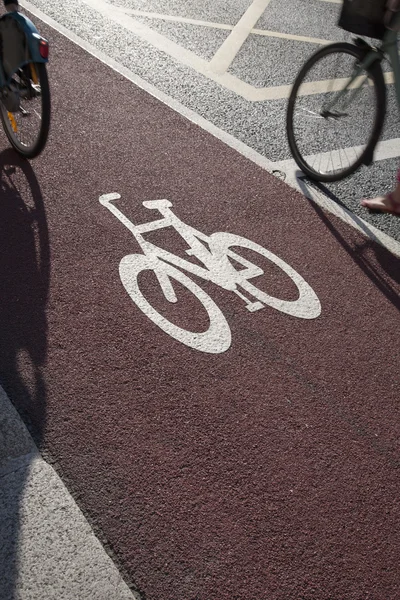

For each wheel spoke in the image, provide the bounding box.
[0,62,50,158]
[287,44,383,182]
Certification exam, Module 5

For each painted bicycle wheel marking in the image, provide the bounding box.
[99,193,321,353]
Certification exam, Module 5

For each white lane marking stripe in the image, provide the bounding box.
[275,138,400,174]
[252,71,395,101]
[273,164,400,259]
[251,28,331,44]
[373,137,400,161]
[20,0,400,259]
[274,138,400,172]
[46,0,394,102]
[208,0,272,74]
[78,0,262,100]
[114,7,233,31]
[20,1,277,167]
[114,7,332,45]
[383,71,395,84]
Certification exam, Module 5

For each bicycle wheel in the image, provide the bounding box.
[119,254,232,354]
[0,62,51,159]
[209,232,321,319]
[286,42,386,182]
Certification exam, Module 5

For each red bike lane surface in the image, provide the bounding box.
[1,22,400,600]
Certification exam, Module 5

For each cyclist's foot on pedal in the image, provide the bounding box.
[361,186,400,217]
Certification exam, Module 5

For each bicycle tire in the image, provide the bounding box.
[286,42,386,182]
[1,62,51,159]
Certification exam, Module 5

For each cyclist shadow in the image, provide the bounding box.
[297,176,400,310]
[0,149,50,597]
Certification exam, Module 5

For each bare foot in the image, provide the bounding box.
[361,185,400,216]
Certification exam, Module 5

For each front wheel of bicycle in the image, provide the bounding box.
[286,42,386,182]
[0,62,51,159]
[119,254,232,354]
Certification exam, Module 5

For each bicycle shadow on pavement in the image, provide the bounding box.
[0,149,50,598]
[298,177,400,311]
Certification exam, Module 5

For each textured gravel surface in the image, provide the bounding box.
[1,19,400,600]
[20,0,400,243]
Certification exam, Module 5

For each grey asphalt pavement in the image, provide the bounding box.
[20,0,400,242]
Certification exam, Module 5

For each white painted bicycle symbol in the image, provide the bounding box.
[100,193,321,353]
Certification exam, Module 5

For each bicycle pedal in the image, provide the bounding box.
[246,301,264,312]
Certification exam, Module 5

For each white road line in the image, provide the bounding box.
[79,0,262,100]
[291,174,400,258]
[275,138,400,173]
[301,71,395,95]
[20,0,400,259]
[20,1,277,167]
[208,0,272,74]
[383,71,395,85]
[251,70,395,101]
[65,0,396,102]
[374,137,400,161]
[252,28,331,44]
[114,7,233,31]
[115,7,332,45]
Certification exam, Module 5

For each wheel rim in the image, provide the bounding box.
[1,64,45,153]
[290,48,378,179]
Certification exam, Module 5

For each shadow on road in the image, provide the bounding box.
[298,177,400,311]
[0,149,50,598]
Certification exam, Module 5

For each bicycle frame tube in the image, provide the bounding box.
[322,51,380,112]
[324,28,399,113]
[100,195,219,282]
[100,195,261,291]
[7,12,49,63]
[0,12,49,88]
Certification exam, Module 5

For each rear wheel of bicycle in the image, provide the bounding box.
[209,232,321,319]
[286,42,386,182]
[0,62,51,159]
